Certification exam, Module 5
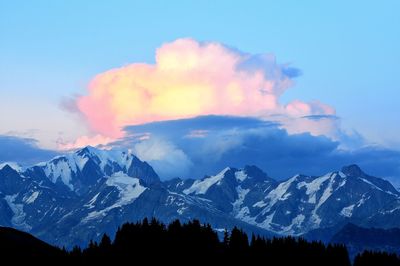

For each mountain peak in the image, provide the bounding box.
[0,162,22,173]
[75,146,98,157]
[0,164,15,173]
[243,165,273,182]
[341,164,365,176]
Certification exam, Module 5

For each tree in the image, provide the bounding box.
[229,227,249,252]
[99,234,112,250]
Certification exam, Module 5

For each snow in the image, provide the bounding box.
[297,173,332,204]
[358,177,397,195]
[235,170,248,182]
[257,211,276,231]
[24,191,39,204]
[236,186,250,203]
[236,207,250,220]
[308,173,337,226]
[106,172,147,201]
[83,210,104,222]
[281,214,306,233]
[175,180,185,188]
[87,147,134,172]
[83,172,146,222]
[338,179,347,189]
[317,175,334,208]
[359,178,381,190]
[177,207,188,215]
[37,146,138,191]
[338,171,347,178]
[281,192,291,200]
[4,194,31,230]
[340,204,355,217]
[0,162,22,172]
[297,172,339,209]
[356,194,370,207]
[310,212,322,226]
[264,175,297,208]
[253,201,267,208]
[308,194,317,204]
[232,186,250,219]
[84,193,100,209]
[248,191,307,233]
[43,158,75,191]
[295,173,340,227]
[74,155,88,171]
[183,167,230,195]
[358,178,399,196]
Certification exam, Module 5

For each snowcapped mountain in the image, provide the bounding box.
[1,146,400,247]
[167,164,400,235]
[0,162,23,172]
[167,165,276,216]
[25,146,159,195]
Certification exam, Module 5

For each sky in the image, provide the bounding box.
[0,1,399,181]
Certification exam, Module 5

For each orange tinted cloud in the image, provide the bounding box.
[72,38,335,148]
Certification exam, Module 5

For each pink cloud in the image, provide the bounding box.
[57,134,113,150]
[69,38,336,148]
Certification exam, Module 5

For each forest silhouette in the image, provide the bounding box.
[1,218,400,265]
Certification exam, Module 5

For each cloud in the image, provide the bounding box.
[57,134,114,150]
[111,116,400,181]
[281,114,341,139]
[60,39,399,181]
[2,117,399,185]
[0,135,59,165]
[131,138,193,179]
[71,38,336,147]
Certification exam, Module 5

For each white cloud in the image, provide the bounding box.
[132,138,193,179]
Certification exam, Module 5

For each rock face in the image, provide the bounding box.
[1,146,400,248]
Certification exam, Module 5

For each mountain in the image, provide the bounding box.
[0,226,62,258]
[25,146,159,195]
[168,164,400,235]
[331,223,400,257]
[1,146,400,249]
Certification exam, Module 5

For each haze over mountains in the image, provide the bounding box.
[1,146,400,249]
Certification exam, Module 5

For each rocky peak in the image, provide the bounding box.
[341,164,365,177]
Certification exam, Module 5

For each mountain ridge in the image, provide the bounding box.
[1,146,400,248]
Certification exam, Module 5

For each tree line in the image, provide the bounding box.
[67,218,399,265]
[2,218,400,265]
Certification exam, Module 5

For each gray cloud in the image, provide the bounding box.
[0,135,59,165]
[117,115,400,181]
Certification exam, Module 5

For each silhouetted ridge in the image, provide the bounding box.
[0,226,62,257]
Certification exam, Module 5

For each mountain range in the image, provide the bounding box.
[1,146,400,249]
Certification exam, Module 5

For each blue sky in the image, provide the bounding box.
[1,1,399,148]
[0,1,399,178]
